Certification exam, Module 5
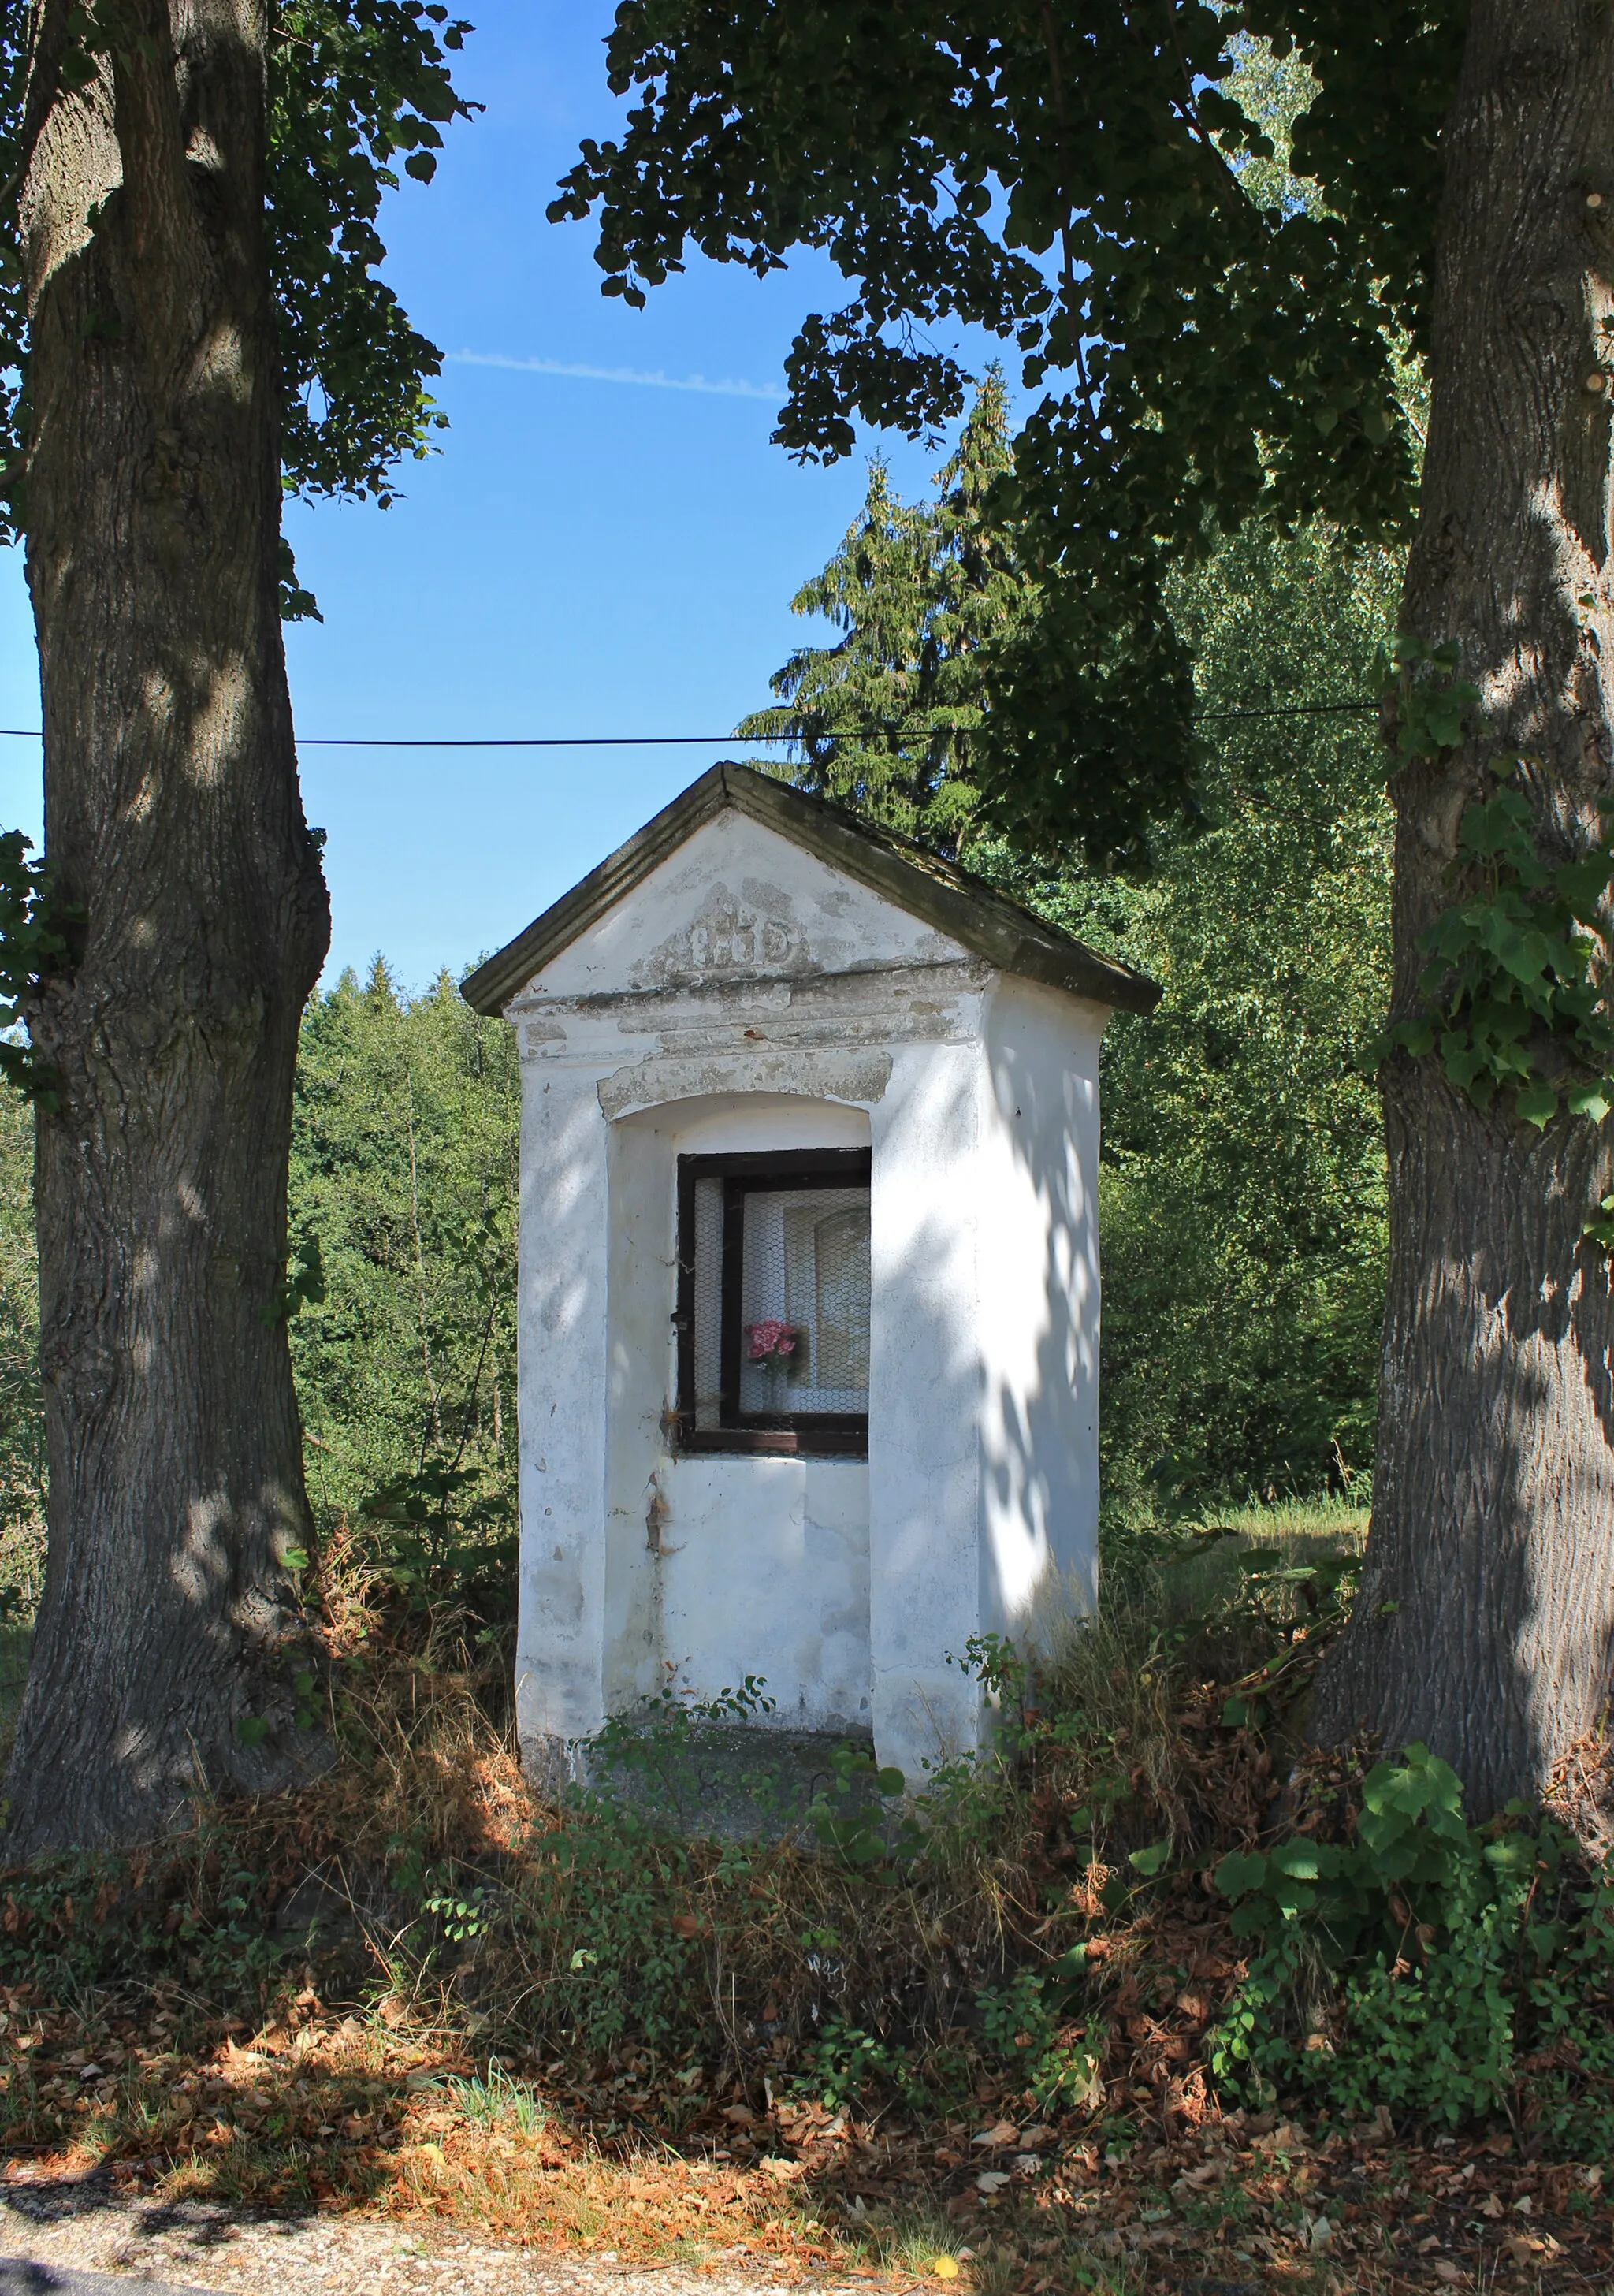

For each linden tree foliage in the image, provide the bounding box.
[269,0,475,513]
[554,1,1452,866]
[0,0,475,556]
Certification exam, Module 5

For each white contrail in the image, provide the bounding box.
[447,352,778,401]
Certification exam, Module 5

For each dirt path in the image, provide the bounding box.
[0,2180,880,2296]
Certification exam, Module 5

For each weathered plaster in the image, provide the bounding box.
[597,1048,893,1122]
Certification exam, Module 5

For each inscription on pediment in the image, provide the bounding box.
[647,888,802,981]
[687,909,795,970]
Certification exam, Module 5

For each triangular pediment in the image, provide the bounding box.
[461,763,1158,1017]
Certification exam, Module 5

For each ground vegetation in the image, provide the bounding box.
[0,1516,1609,2294]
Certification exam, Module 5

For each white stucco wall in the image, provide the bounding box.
[608,1092,873,1735]
[979,974,1104,1639]
[514,1059,612,1763]
[507,805,1108,1788]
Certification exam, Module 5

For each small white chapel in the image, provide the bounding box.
[462,763,1158,1786]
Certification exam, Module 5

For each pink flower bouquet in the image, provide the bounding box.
[745,1319,802,1368]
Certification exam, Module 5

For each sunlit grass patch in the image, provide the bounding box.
[1216,1493,1370,1552]
[839,2202,968,2277]
[441,2056,548,2136]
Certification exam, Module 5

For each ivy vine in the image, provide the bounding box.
[1378,638,1614,1190]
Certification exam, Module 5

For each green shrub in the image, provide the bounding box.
[0,1840,298,2004]
[1210,1742,1614,2137]
[976,1967,1103,2113]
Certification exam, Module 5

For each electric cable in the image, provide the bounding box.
[0,699,1380,748]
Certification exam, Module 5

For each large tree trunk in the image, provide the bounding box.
[4,0,330,1855]
[1313,0,1614,1813]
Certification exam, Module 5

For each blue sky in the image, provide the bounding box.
[0,3,976,992]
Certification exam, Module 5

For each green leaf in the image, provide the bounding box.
[1482,1835,1537,1876]
[1128,1838,1171,1877]
[1214,1851,1268,1900]
[1514,1078,1558,1130]
[1565,1080,1612,1123]
[875,1766,906,1797]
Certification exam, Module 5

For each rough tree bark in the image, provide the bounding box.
[3,0,330,1854]
[1313,0,1614,1812]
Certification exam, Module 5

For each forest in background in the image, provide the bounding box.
[0,508,1394,1601]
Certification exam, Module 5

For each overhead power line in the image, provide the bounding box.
[0,699,1379,750]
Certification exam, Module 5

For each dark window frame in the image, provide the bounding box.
[674,1148,872,1457]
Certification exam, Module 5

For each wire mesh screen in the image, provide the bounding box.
[691,1176,727,1431]
[738,1185,870,1416]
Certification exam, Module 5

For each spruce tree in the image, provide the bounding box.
[738,373,1021,854]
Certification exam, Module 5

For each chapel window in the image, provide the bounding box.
[674,1148,871,1456]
